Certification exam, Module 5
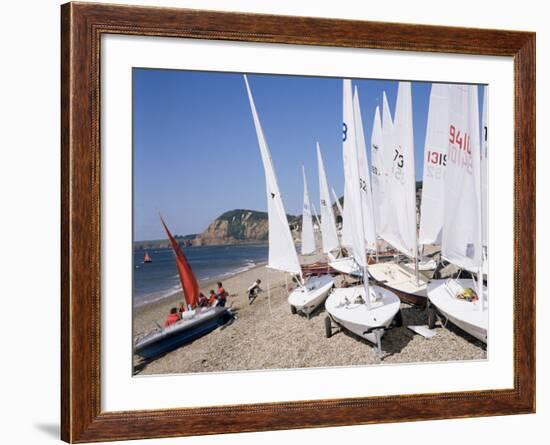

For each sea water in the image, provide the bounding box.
[133,244,268,308]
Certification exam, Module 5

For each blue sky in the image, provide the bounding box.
[133,69,484,241]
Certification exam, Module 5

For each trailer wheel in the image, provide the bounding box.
[428,307,437,329]
[324,316,332,338]
[394,309,403,327]
[290,305,297,314]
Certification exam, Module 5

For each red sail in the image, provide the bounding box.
[160,216,199,310]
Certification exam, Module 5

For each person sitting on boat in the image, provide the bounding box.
[178,301,185,313]
[197,293,209,308]
[164,307,180,327]
[247,279,262,301]
[208,290,218,306]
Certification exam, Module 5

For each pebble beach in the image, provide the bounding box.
[133,252,486,375]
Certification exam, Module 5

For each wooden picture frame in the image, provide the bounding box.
[61,2,536,442]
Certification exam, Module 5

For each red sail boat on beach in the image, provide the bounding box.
[134,215,233,360]
[159,216,199,310]
[143,251,152,263]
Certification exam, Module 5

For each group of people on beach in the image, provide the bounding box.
[164,282,228,327]
[163,278,265,327]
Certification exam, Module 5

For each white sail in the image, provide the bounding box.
[370,104,384,239]
[301,165,316,255]
[343,79,371,307]
[353,87,377,250]
[379,82,417,259]
[341,98,354,249]
[481,86,488,251]
[343,80,368,270]
[419,83,450,245]
[377,92,394,239]
[331,188,344,217]
[316,142,340,253]
[442,84,482,273]
[244,75,302,276]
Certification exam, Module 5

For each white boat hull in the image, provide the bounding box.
[328,256,362,277]
[134,306,232,359]
[368,262,428,306]
[288,274,335,315]
[427,279,488,343]
[325,285,400,344]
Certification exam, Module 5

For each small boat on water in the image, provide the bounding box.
[143,251,152,263]
[244,75,335,317]
[134,216,232,359]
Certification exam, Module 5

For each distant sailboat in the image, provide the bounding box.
[143,251,152,263]
[134,216,232,359]
[325,79,401,354]
[244,75,334,317]
[368,82,429,306]
[427,84,488,343]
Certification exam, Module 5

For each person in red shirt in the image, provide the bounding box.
[208,290,217,306]
[164,307,180,327]
[217,282,228,299]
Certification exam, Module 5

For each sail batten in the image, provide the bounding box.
[244,75,302,276]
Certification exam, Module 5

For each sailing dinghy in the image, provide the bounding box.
[134,216,232,360]
[143,251,152,263]
[368,84,429,306]
[244,75,334,317]
[316,141,360,277]
[325,80,401,354]
[427,84,488,343]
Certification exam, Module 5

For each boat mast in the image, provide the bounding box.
[311,203,322,233]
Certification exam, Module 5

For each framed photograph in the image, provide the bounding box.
[61,2,535,442]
